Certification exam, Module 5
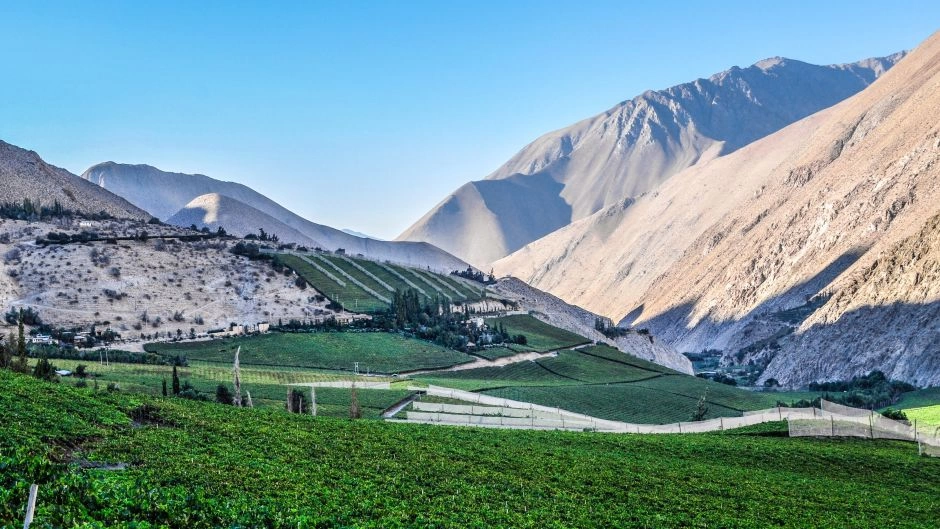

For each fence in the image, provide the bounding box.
[397,387,940,456]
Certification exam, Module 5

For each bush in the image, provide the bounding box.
[881,408,908,421]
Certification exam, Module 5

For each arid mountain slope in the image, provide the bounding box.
[500,31,940,386]
[83,163,469,271]
[0,141,149,221]
[761,212,940,387]
[399,54,904,266]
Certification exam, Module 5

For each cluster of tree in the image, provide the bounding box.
[0,314,30,374]
[805,371,916,409]
[42,230,101,244]
[5,307,41,326]
[593,317,631,338]
[776,371,917,410]
[187,224,228,236]
[231,242,272,261]
[384,289,523,350]
[0,198,114,222]
[244,228,279,243]
[696,372,738,386]
[275,317,345,332]
[451,266,496,284]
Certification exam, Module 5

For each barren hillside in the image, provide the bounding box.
[0,141,149,221]
[167,193,321,247]
[0,220,338,345]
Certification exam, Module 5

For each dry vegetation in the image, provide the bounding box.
[0,219,336,346]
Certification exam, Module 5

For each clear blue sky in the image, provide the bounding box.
[1,2,936,239]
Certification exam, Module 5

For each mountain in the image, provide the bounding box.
[166,193,319,246]
[83,162,469,271]
[398,53,905,267]
[497,31,940,386]
[0,141,149,220]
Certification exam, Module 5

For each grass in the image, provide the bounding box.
[144,331,474,374]
[1,370,937,528]
[472,346,522,360]
[485,314,590,352]
[905,406,940,428]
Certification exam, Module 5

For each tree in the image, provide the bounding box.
[32,355,57,382]
[0,333,10,369]
[10,313,28,373]
[162,378,168,397]
[215,384,234,405]
[75,364,88,379]
[172,364,181,395]
[691,388,709,422]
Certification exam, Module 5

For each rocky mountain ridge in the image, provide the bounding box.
[398,53,905,266]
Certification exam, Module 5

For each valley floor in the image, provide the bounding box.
[1,371,938,528]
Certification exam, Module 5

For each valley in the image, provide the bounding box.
[2,9,940,527]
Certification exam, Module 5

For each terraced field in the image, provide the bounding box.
[485,314,591,352]
[145,331,474,373]
[278,252,485,313]
[278,254,388,313]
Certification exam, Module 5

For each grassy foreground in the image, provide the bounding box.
[1,371,938,528]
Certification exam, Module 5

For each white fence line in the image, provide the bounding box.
[377,262,428,296]
[405,387,940,455]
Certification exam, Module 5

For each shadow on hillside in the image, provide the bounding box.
[620,249,872,369]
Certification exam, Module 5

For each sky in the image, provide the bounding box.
[1,2,937,239]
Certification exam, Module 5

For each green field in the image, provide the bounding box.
[278,254,389,313]
[416,345,793,423]
[42,358,410,417]
[472,346,521,360]
[905,405,940,428]
[485,314,590,352]
[2,371,937,528]
[145,331,474,374]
